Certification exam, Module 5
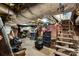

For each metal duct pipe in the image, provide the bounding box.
[0,4,15,15]
[0,17,14,56]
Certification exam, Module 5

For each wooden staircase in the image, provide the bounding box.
[53,20,79,56]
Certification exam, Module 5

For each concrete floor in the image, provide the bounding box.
[21,38,46,56]
[21,37,54,56]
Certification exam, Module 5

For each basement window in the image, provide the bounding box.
[54,12,72,21]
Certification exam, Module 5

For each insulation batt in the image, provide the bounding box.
[48,23,61,39]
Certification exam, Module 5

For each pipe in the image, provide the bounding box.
[0,17,14,56]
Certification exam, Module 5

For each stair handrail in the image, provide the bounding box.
[70,20,77,40]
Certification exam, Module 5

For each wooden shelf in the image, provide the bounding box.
[55,45,76,52]
[56,41,73,45]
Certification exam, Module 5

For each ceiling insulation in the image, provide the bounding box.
[11,3,77,24]
[21,3,76,20]
[0,3,77,24]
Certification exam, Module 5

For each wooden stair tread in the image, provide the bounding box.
[62,24,69,26]
[59,30,73,32]
[55,45,76,52]
[58,37,72,40]
[56,41,73,45]
[58,33,72,35]
[54,51,69,56]
[62,27,70,28]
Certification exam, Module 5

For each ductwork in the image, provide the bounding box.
[0,4,15,15]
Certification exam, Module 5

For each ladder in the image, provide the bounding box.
[54,20,79,56]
